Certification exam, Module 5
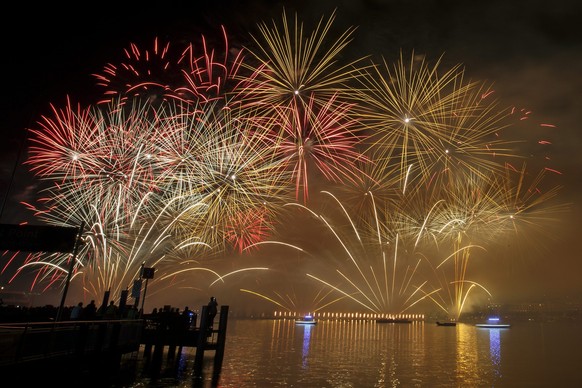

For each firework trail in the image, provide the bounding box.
[13,187,271,302]
[486,162,569,260]
[172,25,247,109]
[240,283,346,314]
[93,27,248,114]
[429,232,491,321]
[15,189,206,299]
[260,191,443,315]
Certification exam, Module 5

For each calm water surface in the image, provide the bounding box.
[128,318,582,387]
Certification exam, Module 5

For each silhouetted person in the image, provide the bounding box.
[70,302,83,320]
[82,300,97,319]
[126,305,138,319]
[104,300,119,319]
[207,296,218,330]
[182,306,193,328]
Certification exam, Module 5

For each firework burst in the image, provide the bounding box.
[177,104,293,249]
[355,52,522,193]
[236,8,370,114]
[259,93,369,203]
[93,37,187,106]
[26,98,167,225]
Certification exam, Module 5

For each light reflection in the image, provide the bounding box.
[456,324,480,382]
[301,323,313,369]
[266,318,432,385]
[489,328,501,378]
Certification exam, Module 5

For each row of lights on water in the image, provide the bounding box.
[273,311,425,321]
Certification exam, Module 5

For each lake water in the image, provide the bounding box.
[125,318,582,387]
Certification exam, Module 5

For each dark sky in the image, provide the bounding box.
[1,0,581,307]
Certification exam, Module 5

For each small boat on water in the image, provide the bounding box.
[376,318,412,324]
[437,322,456,326]
[295,314,317,325]
[475,317,511,328]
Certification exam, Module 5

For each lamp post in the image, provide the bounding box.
[139,266,155,318]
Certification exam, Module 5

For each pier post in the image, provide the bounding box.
[193,305,209,378]
[213,305,229,372]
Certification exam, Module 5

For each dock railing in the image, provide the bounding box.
[0,318,142,367]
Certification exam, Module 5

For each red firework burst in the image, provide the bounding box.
[224,207,274,254]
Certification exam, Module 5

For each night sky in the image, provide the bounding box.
[1,0,580,309]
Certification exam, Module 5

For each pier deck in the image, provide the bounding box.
[0,305,228,379]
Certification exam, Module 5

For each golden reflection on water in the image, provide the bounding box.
[260,318,512,386]
[456,323,481,383]
[270,318,427,385]
[215,318,580,387]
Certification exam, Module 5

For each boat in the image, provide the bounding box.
[376,318,412,324]
[295,314,317,325]
[436,321,457,326]
[475,317,511,328]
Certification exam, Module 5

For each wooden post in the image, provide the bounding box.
[151,317,165,374]
[193,305,209,378]
[213,305,229,372]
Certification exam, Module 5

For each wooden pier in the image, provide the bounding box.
[0,304,229,381]
[140,305,229,377]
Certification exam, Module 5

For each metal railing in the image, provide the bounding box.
[0,319,143,366]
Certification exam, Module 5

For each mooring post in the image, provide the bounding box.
[213,305,229,372]
[193,305,209,378]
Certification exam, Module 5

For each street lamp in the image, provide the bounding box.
[137,264,155,317]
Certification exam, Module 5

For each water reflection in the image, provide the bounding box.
[121,319,579,387]
[489,328,501,377]
[456,323,480,383]
[267,318,428,384]
[301,323,313,369]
